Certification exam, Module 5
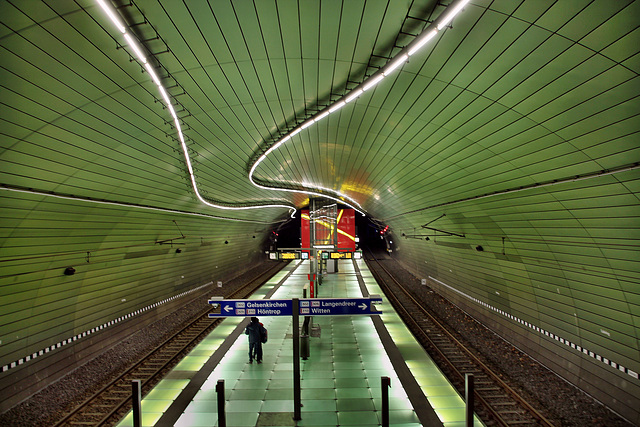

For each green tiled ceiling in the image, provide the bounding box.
[0,0,638,422]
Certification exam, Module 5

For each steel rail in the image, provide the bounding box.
[53,261,287,427]
[366,251,555,426]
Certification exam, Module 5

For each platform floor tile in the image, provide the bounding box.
[117,260,480,426]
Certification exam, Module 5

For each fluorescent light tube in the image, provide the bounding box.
[329,101,345,113]
[97,0,126,34]
[345,89,363,103]
[408,29,438,56]
[144,62,162,86]
[383,54,408,76]
[159,86,171,106]
[363,74,384,92]
[437,0,470,30]
[124,33,147,63]
[314,110,330,122]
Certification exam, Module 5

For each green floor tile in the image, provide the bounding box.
[336,397,375,411]
[228,388,267,400]
[224,411,260,426]
[262,399,295,412]
[140,399,171,412]
[117,260,481,427]
[301,398,337,411]
[428,395,465,409]
[333,361,364,370]
[234,378,270,389]
[434,407,466,423]
[185,399,220,413]
[337,410,380,425]
[240,369,272,379]
[336,387,371,398]
[153,378,190,389]
[144,387,182,400]
[296,411,338,425]
[301,388,336,400]
[175,411,219,426]
[226,399,263,412]
[301,378,335,388]
[302,369,335,379]
[301,361,333,370]
[265,388,293,399]
[270,370,294,379]
[336,377,368,388]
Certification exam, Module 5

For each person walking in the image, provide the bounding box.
[245,317,267,364]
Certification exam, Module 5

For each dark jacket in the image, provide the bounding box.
[245,320,266,344]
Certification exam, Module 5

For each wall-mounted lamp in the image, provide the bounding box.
[64,267,76,276]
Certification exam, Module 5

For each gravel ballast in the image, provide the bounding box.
[382,255,633,427]
[0,258,634,426]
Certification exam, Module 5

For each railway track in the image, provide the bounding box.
[53,261,287,427]
[365,251,555,427]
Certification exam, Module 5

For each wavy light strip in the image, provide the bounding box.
[96,0,295,217]
[248,0,470,215]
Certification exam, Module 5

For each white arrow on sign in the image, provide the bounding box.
[224,305,233,313]
[358,303,367,310]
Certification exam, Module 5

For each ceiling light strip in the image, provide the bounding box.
[96,0,295,216]
[249,0,470,212]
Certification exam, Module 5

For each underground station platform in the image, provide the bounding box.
[117,260,483,426]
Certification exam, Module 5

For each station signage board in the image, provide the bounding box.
[279,252,299,260]
[268,251,302,260]
[208,296,382,317]
[329,252,352,259]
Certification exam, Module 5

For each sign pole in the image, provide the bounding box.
[292,298,301,420]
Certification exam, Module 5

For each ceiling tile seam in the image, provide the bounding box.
[0,8,177,163]
[378,69,638,194]
[164,3,286,175]
[386,162,640,220]
[339,1,478,181]
[385,103,639,194]
[94,0,296,215]
[371,2,557,186]
[483,0,640,77]
[346,1,509,188]
[340,1,420,188]
[249,0,473,214]
[373,2,620,187]
[345,5,492,185]
[253,1,299,179]
[0,100,187,194]
[128,1,296,199]
[426,250,629,296]
[0,184,284,224]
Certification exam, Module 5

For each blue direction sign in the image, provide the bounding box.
[208,299,292,317]
[209,296,382,317]
[299,297,382,316]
